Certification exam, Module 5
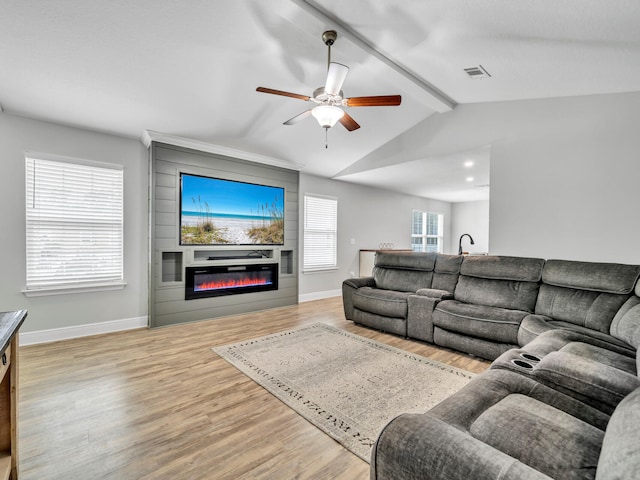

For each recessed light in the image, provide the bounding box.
[466,177,474,182]
[464,161,474,168]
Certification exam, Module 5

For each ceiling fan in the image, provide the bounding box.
[256,30,401,133]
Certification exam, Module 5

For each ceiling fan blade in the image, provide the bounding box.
[325,62,349,96]
[283,109,312,125]
[339,111,360,131]
[345,95,402,107]
[256,87,310,101]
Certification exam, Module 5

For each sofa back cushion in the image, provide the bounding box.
[535,260,640,334]
[610,296,640,347]
[454,256,544,312]
[609,295,640,372]
[542,259,640,295]
[536,285,630,334]
[596,387,640,480]
[431,254,463,292]
[373,252,436,292]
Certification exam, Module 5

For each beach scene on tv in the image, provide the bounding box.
[180,174,285,245]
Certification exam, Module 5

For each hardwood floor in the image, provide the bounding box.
[18,297,489,480]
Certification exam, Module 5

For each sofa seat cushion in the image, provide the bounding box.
[544,321,632,350]
[470,393,604,478]
[352,287,411,318]
[434,327,515,361]
[519,315,635,354]
[434,300,528,344]
[352,310,407,337]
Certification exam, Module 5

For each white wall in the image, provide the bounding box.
[0,114,148,333]
[489,92,640,263]
[348,90,640,265]
[450,200,489,255]
[299,173,451,299]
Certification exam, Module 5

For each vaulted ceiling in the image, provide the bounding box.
[2,1,640,201]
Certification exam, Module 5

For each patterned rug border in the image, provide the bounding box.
[212,323,475,462]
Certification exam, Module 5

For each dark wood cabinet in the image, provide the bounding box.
[0,310,27,479]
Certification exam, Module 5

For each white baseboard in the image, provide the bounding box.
[20,316,148,346]
[20,293,342,345]
[299,289,342,303]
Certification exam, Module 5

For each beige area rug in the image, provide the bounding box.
[212,323,475,462]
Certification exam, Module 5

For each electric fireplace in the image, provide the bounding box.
[185,263,279,300]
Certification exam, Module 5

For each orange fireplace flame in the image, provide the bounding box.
[195,276,271,291]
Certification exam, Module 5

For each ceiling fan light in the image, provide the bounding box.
[311,105,344,128]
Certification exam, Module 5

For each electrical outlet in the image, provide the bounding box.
[350,238,355,245]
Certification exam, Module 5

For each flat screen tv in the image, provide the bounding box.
[180,173,285,246]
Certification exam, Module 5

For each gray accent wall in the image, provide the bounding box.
[150,143,299,328]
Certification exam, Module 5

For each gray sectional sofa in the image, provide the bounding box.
[341,252,640,479]
[343,252,639,362]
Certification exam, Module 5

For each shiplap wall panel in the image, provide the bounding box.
[150,142,299,327]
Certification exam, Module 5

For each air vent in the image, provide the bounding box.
[464,65,491,79]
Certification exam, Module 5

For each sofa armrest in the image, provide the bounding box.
[342,276,376,320]
[407,295,449,343]
[534,351,640,410]
[372,413,553,480]
[343,276,376,289]
[415,288,453,300]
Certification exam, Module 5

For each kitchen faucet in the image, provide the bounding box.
[458,234,475,255]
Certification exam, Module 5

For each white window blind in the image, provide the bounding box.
[303,194,337,271]
[25,156,124,290]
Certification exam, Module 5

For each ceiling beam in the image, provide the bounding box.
[289,0,456,113]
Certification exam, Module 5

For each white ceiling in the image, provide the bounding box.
[2,1,640,202]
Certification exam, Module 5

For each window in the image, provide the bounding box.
[303,194,337,271]
[412,210,444,253]
[25,155,124,294]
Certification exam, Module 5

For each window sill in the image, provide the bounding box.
[22,281,127,297]
[303,268,339,275]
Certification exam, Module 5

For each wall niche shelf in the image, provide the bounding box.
[161,251,183,283]
[192,248,276,265]
[160,247,291,286]
[280,250,294,275]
